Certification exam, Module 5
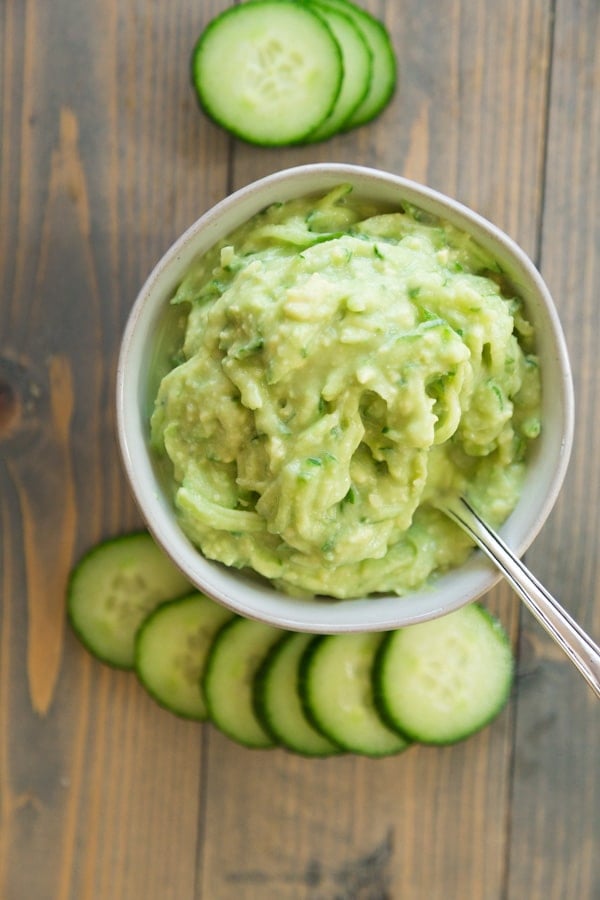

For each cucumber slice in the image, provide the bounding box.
[304,2,372,141]
[254,632,343,757]
[191,0,343,146]
[299,632,410,757]
[313,0,397,128]
[203,617,283,748]
[374,604,514,745]
[67,532,191,669]
[135,593,234,720]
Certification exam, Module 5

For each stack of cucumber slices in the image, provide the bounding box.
[68,532,514,757]
[191,0,397,146]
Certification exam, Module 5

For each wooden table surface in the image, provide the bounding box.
[1,1,599,898]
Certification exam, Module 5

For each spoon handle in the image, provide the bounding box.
[443,496,600,699]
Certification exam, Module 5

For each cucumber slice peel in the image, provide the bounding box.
[374,604,514,745]
[304,2,372,141]
[300,632,410,757]
[203,617,284,748]
[311,0,397,128]
[254,632,343,757]
[67,532,192,669]
[135,593,234,720]
[191,0,343,146]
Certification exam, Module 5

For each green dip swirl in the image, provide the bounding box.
[151,186,541,598]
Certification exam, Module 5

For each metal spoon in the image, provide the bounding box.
[441,495,600,698]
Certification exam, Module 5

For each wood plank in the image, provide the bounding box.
[507,0,600,895]
[0,1,230,898]
[198,1,553,897]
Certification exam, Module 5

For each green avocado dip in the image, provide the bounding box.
[150,186,541,599]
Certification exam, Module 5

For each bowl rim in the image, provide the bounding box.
[116,162,574,633]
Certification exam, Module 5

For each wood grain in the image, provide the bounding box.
[1,0,598,898]
[506,0,600,897]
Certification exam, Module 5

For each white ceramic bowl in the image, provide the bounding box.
[116,163,574,633]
